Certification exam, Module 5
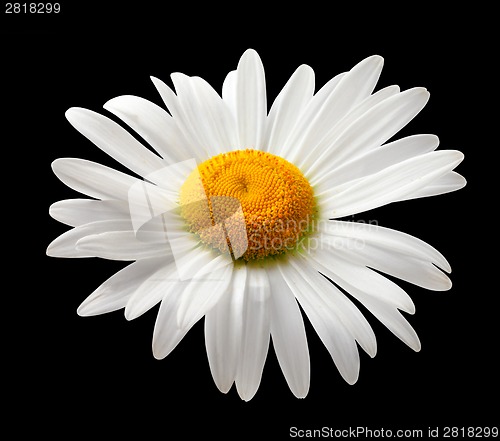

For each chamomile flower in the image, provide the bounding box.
[47,49,465,400]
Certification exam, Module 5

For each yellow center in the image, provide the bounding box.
[179,149,316,261]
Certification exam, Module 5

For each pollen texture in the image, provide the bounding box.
[179,149,316,260]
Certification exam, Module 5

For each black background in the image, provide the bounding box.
[3,3,495,438]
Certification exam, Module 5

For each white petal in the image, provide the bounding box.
[205,265,247,393]
[361,296,421,351]
[77,257,165,316]
[150,76,205,162]
[46,219,132,258]
[293,256,376,358]
[286,55,384,165]
[320,150,464,218]
[311,246,421,350]
[309,248,421,350]
[169,73,206,151]
[103,95,190,163]
[267,265,310,398]
[152,285,190,359]
[222,70,237,118]
[310,247,415,314]
[299,85,400,173]
[190,76,238,151]
[125,260,179,320]
[348,242,451,290]
[321,233,451,291]
[51,158,173,227]
[335,54,384,103]
[235,265,271,401]
[279,72,345,161]
[264,64,315,154]
[314,134,439,191]
[278,260,360,384]
[49,199,130,227]
[176,255,233,330]
[76,231,172,261]
[52,158,138,200]
[321,220,451,273]
[154,259,234,360]
[170,73,237,157]
[236,49,267,149]
[309,87,430,183]
[400,171,467,201]
[65,108,167,180]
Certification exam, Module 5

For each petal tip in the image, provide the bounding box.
[65,107,86,123]
[215,382,233,395]
[367,345,378,359]
[291,386,310,399]
[342,367,360,385]
[237,388,257,402]
[76,301,92,317]
[345,376,359,386]
[50,158,63,172]
[459,175,467,189]
[150,76,167,94]
[152,342,167,360]
[102,98,116,112]
[239,48,263,67]
[369,54,385,66]
[242,48,259,58]
[152,351,163,361]
[45,243,56,257]
[64,107,77,119]
[123,308,134,321]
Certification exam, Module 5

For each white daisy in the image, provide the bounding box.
[47,49,465,401]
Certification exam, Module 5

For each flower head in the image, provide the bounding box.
[47,49,465,400]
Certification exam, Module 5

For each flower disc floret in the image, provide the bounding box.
[179,149,316,260]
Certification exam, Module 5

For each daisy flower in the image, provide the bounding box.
[47,49,465,401]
